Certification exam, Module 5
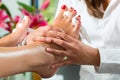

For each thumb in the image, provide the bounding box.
[13,16,30,33]
[12,16,30,33]
[12,16,30,44]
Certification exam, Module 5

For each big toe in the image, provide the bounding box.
[57,5,68,18]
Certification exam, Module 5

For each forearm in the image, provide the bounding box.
[0,44,50,77]
[0,33,17,47]
[83,44,100,66]
[0,41,61,77]
[0,47,29,77]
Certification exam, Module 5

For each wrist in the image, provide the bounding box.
[0,33,16,46]
[91,48,100,66]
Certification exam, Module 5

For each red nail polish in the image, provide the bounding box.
[70,7,73,9]
[74,10,76,12]
[74,10,77,14]
[77,15,81,20]
[78,15,81,17]
[61,5,66,9]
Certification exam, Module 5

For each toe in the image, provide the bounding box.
[67,7,77,22]
[76,15,81,21]
[57,5,68,18]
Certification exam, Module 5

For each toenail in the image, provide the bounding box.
[61,5,66,9]
[70,7,73,10]
[74,10,77,13]
[78,15,81,17]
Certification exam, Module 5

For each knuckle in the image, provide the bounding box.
[75,46,79,51]
[59,32,66,38]
[60,41,65,45]
[64,34,67,38]
[62,52,67,56]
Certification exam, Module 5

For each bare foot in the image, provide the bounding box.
[28,5,81,78]
[52,5,81,38]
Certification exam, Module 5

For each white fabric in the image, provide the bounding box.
[56,0,120,80]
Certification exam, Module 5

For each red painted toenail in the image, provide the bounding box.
[74,10,76,12]
[70,7,73,10]
[78,15,81,17]
[61,5,66,9]
[74,10,77,14]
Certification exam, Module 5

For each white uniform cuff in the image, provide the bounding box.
[95,48,120,74]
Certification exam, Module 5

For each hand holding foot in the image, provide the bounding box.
[25,5,81,78]
[0,16,30,46]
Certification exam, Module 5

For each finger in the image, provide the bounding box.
[14,16,30,34]
[51,27,65,33]
[57,32,74,42]
[45,48,71,57]
[44,37,74,50]
[17,16,30,30]
[52,59,71,68]
[32,36,46,42]
[37,25,65,36]
[43,30,64,39]
[48,25,65,33]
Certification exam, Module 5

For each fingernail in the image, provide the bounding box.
[61,5,66,9]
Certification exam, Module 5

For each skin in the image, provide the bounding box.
[0,16,29,47]
[41,32,100,67]
[26,5,81,78]
[0,5,80,77]
[36,0,112,68]
[0,44,47,77]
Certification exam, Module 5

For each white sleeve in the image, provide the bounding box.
[95,48,120,74]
